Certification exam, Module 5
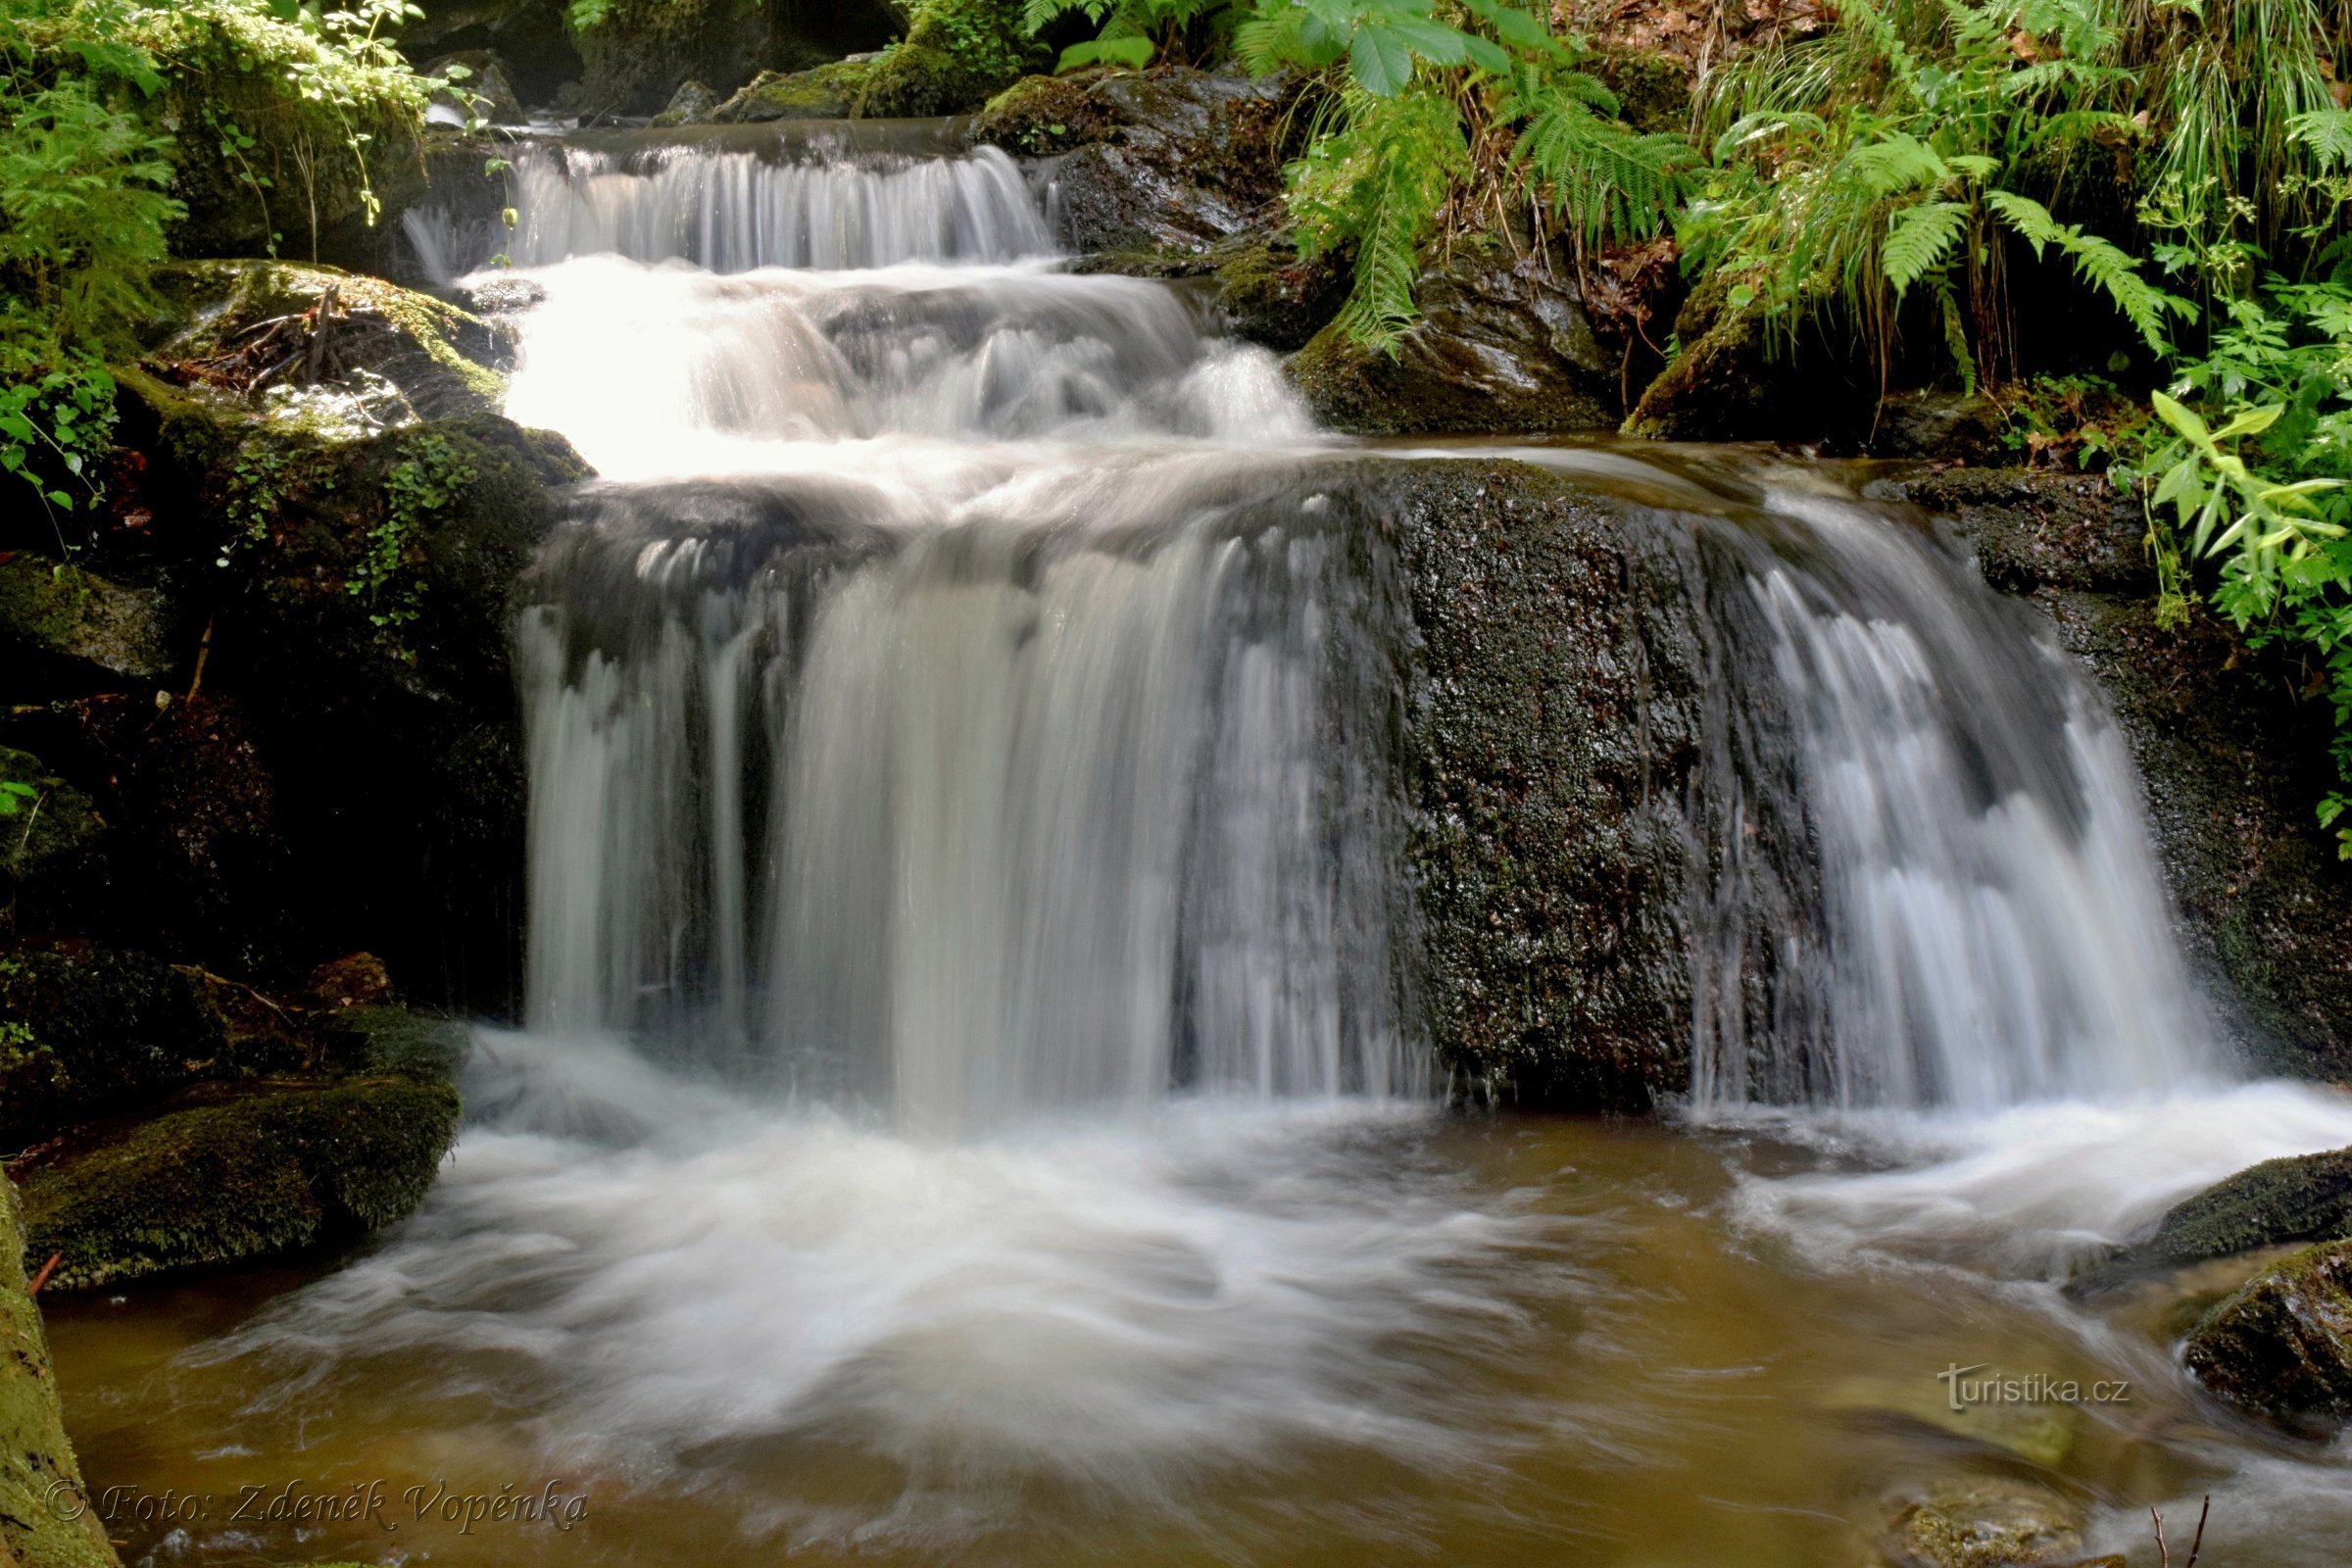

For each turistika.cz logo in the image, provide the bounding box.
[1936,1362,2132,1412]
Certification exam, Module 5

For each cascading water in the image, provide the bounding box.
[95,121,2352,1568]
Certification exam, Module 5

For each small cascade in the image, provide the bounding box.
[1680,484,2218,1113]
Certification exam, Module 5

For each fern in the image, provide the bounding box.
[1289,85,1470,354]
[1511,74,1701,253]
[1881,200,1968,295]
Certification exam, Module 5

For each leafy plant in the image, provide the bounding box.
[1024,0,1235,70]
[2125,278,2352,856]
[359,431,473,648]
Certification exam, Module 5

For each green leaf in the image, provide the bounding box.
[1350,26,1415,96]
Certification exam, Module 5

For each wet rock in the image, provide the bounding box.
[1288,255,1617,435]
[1015,67,1293,254]
[424,49,527,124]
[1882,1477,2088,1568]
[1868,389,2010,464]
[396,0,583,106]
[0,558,176,688]
[2148,1148,2352,1266]
[1363,460,1730,1106]
[0,1174,119,1568]
[1068,234,1346,353]
[310,952,396,1011]
[712,60,874,122]
[653,76,722,125]
[1624,273,1833,441]
[569,0,768,114]
[2181,1237,2352,1430]
[142,260,513,425]
[0,945,225,1150]
[1885,468,2352,1083]
[855,0,1046,119]
[0,748,106,930]
[11,1038,464,1292]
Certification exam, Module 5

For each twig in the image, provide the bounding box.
[186,616,215,701]
[2152,1495,2211,1568]
[27,1252,61,1295]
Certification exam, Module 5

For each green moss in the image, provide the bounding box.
[857,0,1046,119]
[2182,1237,2352,1429]
[1589,47,1692,137]
[970,72,1116,153]
[2151,1148,2352,1265]
[1887,1478,2086,1568]
[0,947,225,1148]
[0,559,174,682]
[14,1069,462,1292]
[713,59,875,122]
[127,2,427,259]
[0,1175,119,1568]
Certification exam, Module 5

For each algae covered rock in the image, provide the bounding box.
[2148,1148,2352,1266]
[856,0,1045,118]
[653,76,722,124]
[0,1175,119,1568]
[13,1066,463,1293]
[2181,1237,2352,1429]
[712,60,875,122]
[1287,255,1617,435]
[0,945,225,1150]
[1882,1476,2088,1568]
[0,559,177,688]
[143,261,513,424]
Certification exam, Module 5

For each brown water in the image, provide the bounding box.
[46,1100,2352,1568]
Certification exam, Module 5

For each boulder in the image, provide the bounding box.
[653,76,723,125]
[0,748,106,930]
[567,0,769,115]
[711,60,875,122]
[1004,68,1292,254]
[1866,388,2011,464]
[0,1174,119,1568]
[1885,468,2352,1082]
[0,945,225,1150]
[424,49,527,125]
[1287,255,1618,435]
[2146,1148,2352,1266]
[1624,273,1836,441]
[1067,234,1346,353]
[141,260,514,425]
[0,558,176,689]
[1881,1477,2090,1568]
[396,0,582,107]
[10,1008,466,1292]
[127,3,425,260]
[855,0,1046,119]
[2181,1237,2352,1430]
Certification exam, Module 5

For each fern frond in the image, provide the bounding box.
[1882,200,1968,296]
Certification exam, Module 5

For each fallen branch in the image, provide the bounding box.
[26,1251,61,1296]
[2153,1494,2210,1568]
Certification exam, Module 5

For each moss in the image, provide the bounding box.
[2182,1237,2352,1429]
[1886,1478,2087,1568]
[0,559,175,684]
[0,749,106,919]
[857,0,1046,118]
[1589,46,1692,136]
[2151,1149,2352,1266]
[127,2,427,260]
[569,0,767,114]
[713,59,876,122]
[14,1066,462,1293]
[970,72,1117,153]
[0,1175,119,1568]
[0,946,226,1149]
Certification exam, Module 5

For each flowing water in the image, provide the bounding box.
[46,126,2352,1567]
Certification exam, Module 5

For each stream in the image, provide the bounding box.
[45,123,2352,1567]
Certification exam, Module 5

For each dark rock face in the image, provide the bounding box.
[570,0,770,114]
[0,747,106,933]
[2150,1148,2352,1266]
[425,49,528,124]
[1885,468,2352,1083]
[1289,256,1619,435]
[1013,68,1293,255]
[396,0,582,106]
[1359,460,1733,1107]
[2182,1238,2352,1430]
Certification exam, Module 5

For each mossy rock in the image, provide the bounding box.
[126,4,426,259]
[712,59,876,122]
[12,1030,465,1292]
[2182,1237,2352,1430]
[1590,46,1693,136]
[0,559,177,688]
[1287,255,1616,435]
[143,261,513,423]
[0,1175,120,1568]
[1882,1477,2087,1568]
[568,0,768,114]
[0,946,225,1150]
[2149,1148,2352,1267]
[0,749,107,923]
[856,0,1046,118]
[652,76,723,125]
[970,71,1118,153]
